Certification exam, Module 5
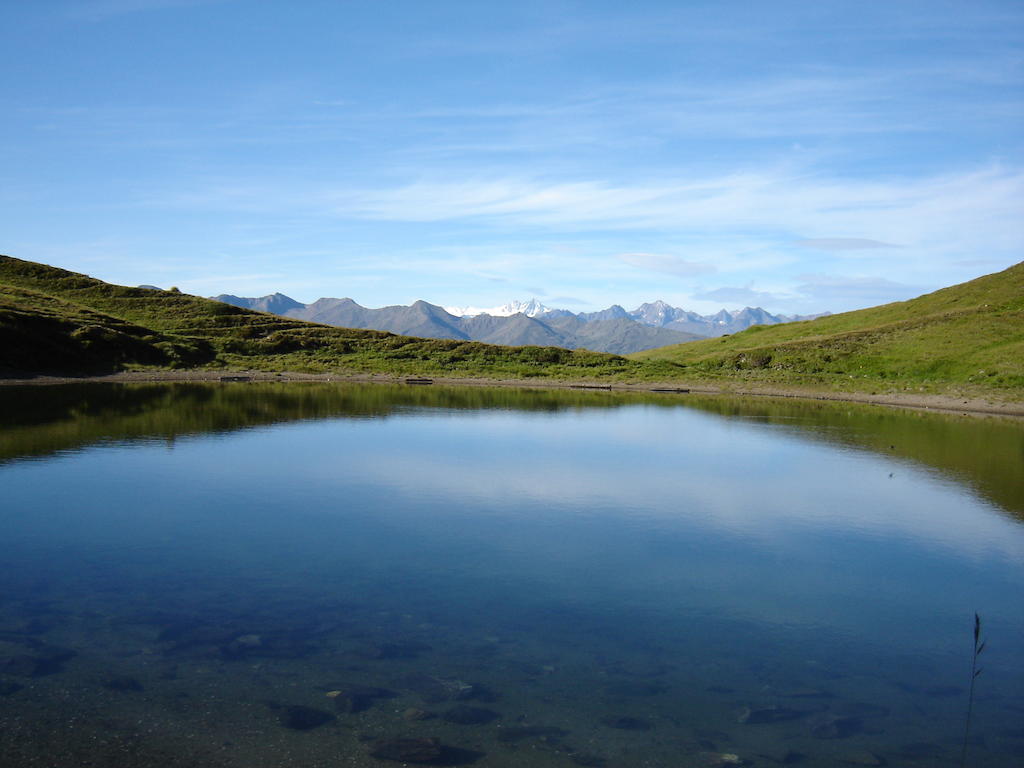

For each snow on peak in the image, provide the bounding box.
[444,298,554,317]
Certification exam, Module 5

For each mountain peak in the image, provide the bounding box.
[207,289,830,347]
[630,299,678,326]
[445,298,554,318]
[210,292,304,314]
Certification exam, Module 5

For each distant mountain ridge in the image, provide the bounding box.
[442,297,825,333]
[214,292,304,316]
[210,293,827,354]
[4,254,1020,400]
[444,298,558,318]
[627,300,826,335]
[211,294,700,354]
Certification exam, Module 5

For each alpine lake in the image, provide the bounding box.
[1,382,1022,768]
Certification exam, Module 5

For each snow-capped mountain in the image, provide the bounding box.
[627,302,828,336]
[444,298,555,318]
[212,291,831,354]
[443,298,828,335]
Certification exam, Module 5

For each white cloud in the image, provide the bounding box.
[326,166,1024,260]
[332,178,673,225]
[617,253,716,277]
[133,162,1023,311]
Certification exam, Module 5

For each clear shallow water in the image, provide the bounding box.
[1,383,1022,768]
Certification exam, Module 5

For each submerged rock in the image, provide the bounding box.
[601,716,652,731]
[160,619,315,661]
[102,675,144,692]
[359,641,432,660]
[402,707,434,721]
[279,705,336,731]
[218,633,263,659]
[332,685,397,714]
[737,706,805,725]
[402,672,478,703]
[464,683,499,703]
[496,725,569,743]
[368,737,443,763]
[442,705,500,725]
[697,752,747,767]
[809,713,863,739]
[223,632,314,660]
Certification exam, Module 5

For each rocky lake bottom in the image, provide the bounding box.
[3,573,1023,768]
[2,383,1023,767]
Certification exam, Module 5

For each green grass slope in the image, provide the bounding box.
[0,255,639,379]
[633,261,1024,394]
[3,254,1022,399]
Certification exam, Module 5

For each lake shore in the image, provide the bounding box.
[2,368,1022,418]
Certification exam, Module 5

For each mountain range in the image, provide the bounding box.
[210,293,827,355]
[3,255,1020,402]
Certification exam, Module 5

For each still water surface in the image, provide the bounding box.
[1,383,1022,767]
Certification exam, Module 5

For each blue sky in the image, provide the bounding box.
[2,0,1022,315]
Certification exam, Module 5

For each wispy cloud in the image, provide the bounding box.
[547,295,589,306]
[49,58,1010,164]
[333,178,672,225]
[374,65,1024,158]
[322,166,1024,259]
[694,286,787,305]
[617,253,716,277]
[135,162,1024,311]
[797,238,901,251]
[795,274,920,304]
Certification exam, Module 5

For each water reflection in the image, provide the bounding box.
[1,382,1023,768]
[2,382,1023,521]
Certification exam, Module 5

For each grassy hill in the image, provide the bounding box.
[2,254,1022,400]
[632,261,1024,394]
[0,255,642,379]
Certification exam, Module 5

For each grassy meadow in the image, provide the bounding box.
[2,254,1022,401]
[632,261,1024,396]
[0,255,645,380]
